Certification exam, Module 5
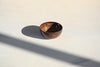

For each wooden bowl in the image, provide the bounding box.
[40,22,63,39]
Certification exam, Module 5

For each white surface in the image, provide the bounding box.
[0,0,100,67]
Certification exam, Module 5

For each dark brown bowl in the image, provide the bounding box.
[40,22,63,39]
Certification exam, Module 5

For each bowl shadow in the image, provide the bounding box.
[22,25,46,39]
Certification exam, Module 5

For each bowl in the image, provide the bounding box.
[40,22,63,39]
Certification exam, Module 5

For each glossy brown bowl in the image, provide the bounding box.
[40,22,63,39]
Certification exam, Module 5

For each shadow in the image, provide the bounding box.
[22,25,45,39]
[0,33,100,67]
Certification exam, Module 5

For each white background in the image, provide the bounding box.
[0,0,100,67]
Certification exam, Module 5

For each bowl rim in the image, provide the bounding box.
[40,21,63,34]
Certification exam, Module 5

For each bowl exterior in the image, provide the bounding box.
[40,30,62,39]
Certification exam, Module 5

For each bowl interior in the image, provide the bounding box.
[40,22,62,33]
